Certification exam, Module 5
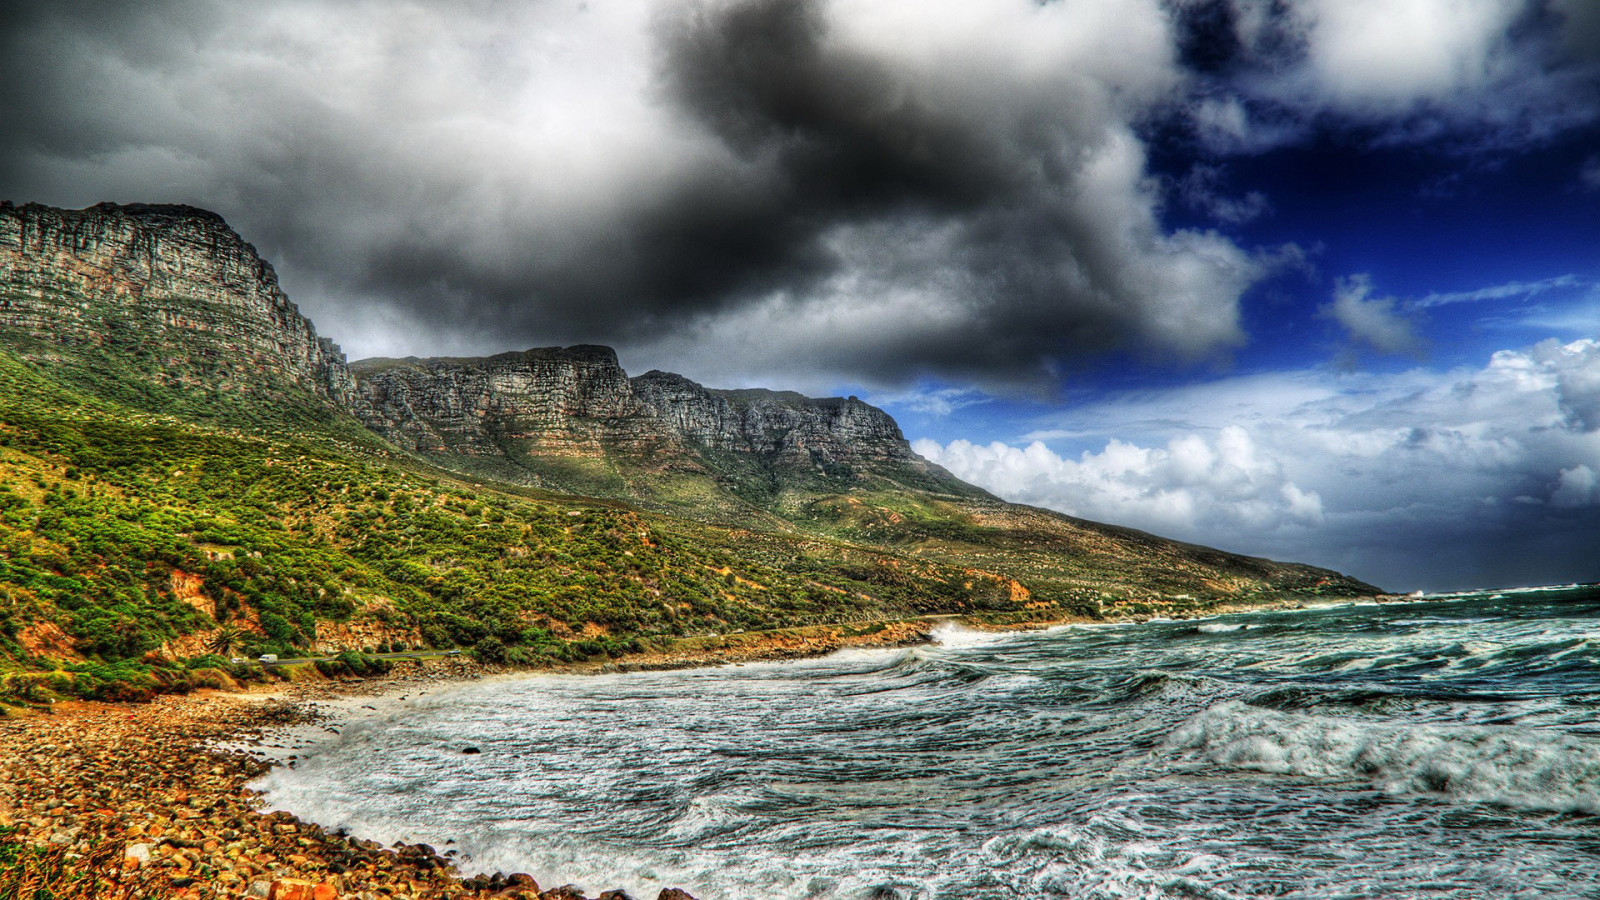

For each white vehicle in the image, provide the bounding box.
[258,653,279,664]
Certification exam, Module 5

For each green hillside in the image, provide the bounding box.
[0,351,1027,699]
[0,345,1374,703]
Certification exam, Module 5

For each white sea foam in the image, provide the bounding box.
[1166,701,1600,814]
[929,623,1014,648]
[252,584,1600,899]
[977,811,1244,900]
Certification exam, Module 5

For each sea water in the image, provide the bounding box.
[254,585,1600,899]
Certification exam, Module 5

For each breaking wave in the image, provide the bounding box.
[257,584,1600,899]
[1166,700,1600,814]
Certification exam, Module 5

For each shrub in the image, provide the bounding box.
[0,822,163,899]
[314,650,391,679]
[1,673,52,704]
[471,635,508,665]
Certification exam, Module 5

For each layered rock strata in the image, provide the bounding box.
[630,370,928,471]
[0,202,354,407]
[352,346,669,457]
[352,347,969,491]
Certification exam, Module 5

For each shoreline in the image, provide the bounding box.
[0,616,954,899]
[0,598,1414,899]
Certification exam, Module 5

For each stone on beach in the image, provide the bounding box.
[0,661,701,900]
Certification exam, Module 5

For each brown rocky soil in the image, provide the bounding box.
[0,621,957,900]
[0,661,699,900]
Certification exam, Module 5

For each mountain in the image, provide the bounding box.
[0,201,1379,690]
[352,347,982,516]
[0,201,354,424]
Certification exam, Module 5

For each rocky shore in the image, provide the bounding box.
[0,605,1387,898]
[0,659,704,900]
[0,621,956,899]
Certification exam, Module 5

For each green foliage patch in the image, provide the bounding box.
[0,351,1017,696]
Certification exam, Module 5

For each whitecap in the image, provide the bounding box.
[929,623,1013,648]
[1165,700,1600,814]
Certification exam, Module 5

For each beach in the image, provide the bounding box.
[0,619,954,899]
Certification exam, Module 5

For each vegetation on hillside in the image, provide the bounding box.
[0,205,1377,708]
[0,351,1032,702]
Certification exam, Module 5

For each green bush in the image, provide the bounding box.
[314,650,391,678]
[472,635,508,665]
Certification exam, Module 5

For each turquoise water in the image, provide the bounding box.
[257,585,1600,899]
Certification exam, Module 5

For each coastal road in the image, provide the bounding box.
[242,649,463,667]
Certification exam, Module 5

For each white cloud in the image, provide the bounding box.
[1416,274,1583,307]
[1538,338,1600,430]
[866,386,989,417]
[1176,164,1271,225]
[1206,0,1599,150]
[1294,0,1520,110]
[1322,274,1422,355]
[1552,464,1599,507]
[915,424,1323,538]
[1582,157,1600,191]
[918,338,1600,590]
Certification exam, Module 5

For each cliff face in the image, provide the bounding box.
[0,202,354,410]
[0,201,971,500]
[351,346,970,497]
[351,346,670,458]
[630,370,922,468]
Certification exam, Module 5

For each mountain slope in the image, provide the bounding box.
[0,201,354,426]
[0,201,1380,688]
[0,348,1024,675]
[345,343,1369,608]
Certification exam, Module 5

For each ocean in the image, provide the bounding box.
[254,585,1600,899]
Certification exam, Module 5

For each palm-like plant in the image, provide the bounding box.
[209,625,241,657]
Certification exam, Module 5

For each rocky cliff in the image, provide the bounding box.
[352,346,672,458]
[0,202,354,413]
[631,371,915,466]
[351,346,978,501]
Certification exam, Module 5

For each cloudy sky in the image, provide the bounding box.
[3,0,1599,590]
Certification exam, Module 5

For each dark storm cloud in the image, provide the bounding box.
[0,0,1592,392]
[0,0,1260,386]
[659,0,1020,213]
[641,0,1266,382]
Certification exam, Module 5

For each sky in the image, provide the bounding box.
[2,0,1599,591]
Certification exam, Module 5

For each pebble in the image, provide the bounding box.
[0,661,701,899]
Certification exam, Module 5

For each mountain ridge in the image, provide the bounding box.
[350,343,985,512]
[0,200,1381,684]
[0,201,355,420]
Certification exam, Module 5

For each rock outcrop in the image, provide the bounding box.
[352,346,669,458]
[630,370,917,468]
[351,347,977,498]
[0,201,354,409]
